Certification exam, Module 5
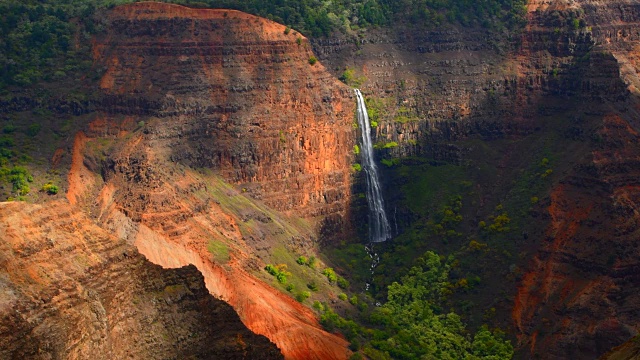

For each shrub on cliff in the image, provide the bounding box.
[41,182,59,195]
[295,291,310,302]
[264,263,290,284]
[337,276,349,289]
[322,267,337,283]
[296,255,308,265]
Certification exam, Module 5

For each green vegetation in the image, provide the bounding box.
[308,56,318,65]
[307,280,319,291]
[365,97,385,126]
[0,0,527,90]
[204,0,389,36]
[295,290,311,302]
[296,255,308,265]
[0,131,35,199]
[487,212,511,233]
[3,165,33,197]
[394,106,420,123]
[353,144,360,155]
[26,124,41,137]
[387,0,527,31]
[319,251,513,359]
[41,182,59,194]
[427,195,464,240]
[352,163,362,172]
[207,240,231,263]
[337,276,349,289]
[1,0,526,89]
[373,141,398,150]
[339,68,366,87]
[200,0,526,36]
[265,263,291,284]
[307,255,317,268]
[296,255,317,268]
[0,0,113,89]
[322,267,338,283]
[380,158,400,167]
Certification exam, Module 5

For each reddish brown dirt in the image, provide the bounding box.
[133,225,350,360]
[93,1,355,224]
[66,131,94,206]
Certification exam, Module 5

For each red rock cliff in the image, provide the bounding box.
[66,2,355,359]
[93,2,355,225]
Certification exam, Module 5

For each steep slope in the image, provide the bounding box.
[64,3,355,359]
[0,201,282,360]
[511,1,640,358]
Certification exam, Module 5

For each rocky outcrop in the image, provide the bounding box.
[0,201,282,360]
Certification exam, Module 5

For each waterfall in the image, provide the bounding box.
[355,89,391,243]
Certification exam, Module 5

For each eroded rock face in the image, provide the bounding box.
[0,201,283,360]
[93,2,355,224]
[66,3,355,359]
[512,110,640,359]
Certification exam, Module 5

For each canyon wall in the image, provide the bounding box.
[6,0,640,358]
[62,3,356,359]
[93,2,355,225]
[0,201,282,359]
[313,0,640,358]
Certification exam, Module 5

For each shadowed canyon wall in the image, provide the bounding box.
[313,0,640,358]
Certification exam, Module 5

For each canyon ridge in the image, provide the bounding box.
[2,0,640,359]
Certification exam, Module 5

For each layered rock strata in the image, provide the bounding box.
[64,3,355,359]
[0,201,283,360]
[93,2,355,223]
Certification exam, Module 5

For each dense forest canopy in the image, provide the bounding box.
[0,0,526,89]
[320,251,514,359]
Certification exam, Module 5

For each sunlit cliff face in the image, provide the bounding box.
[69,2,357,359]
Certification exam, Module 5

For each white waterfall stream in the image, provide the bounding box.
[355,89,391,243]
[355,89,391,292]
